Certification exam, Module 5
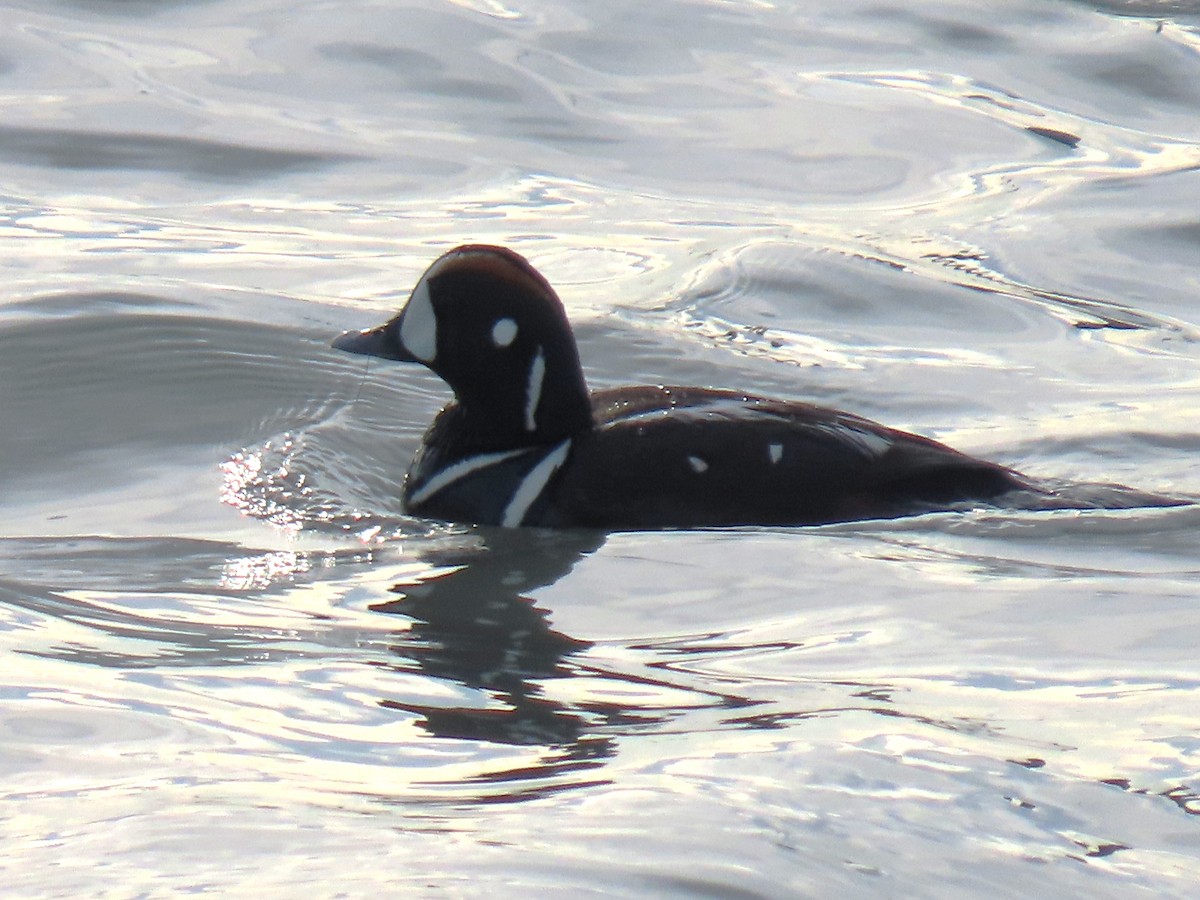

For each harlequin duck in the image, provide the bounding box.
[332,245,1030,529]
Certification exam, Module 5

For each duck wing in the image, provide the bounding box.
[541,386,1024,529]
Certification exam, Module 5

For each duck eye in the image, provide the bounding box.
[491,317,518,348]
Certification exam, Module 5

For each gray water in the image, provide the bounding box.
[2,0,1199,895]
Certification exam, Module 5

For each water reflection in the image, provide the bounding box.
[371,528,605,755]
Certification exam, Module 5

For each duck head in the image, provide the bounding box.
[333,245,593,450]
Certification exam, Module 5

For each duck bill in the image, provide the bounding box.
[331,322,418,363]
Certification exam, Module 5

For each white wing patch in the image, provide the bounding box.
[399,277,437,362]
[525,347,545,432]
[768,443,783,464]
[815,421,893,458]
[502,439,571,527]
[687,455,709,474]
[408,447,527,506]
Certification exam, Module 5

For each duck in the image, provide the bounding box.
[332,244,1032,530]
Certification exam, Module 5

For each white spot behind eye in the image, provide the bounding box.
[687,455,708,474]
[492,317,518,347]
[525,347,545,432]
[399,277,437,363]
[769,443,783,464]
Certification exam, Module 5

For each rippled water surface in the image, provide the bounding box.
[2,0,1199,895]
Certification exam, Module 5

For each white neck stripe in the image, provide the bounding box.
[408,446,527,507]
[524,347,545,432]
[502,439,571,527]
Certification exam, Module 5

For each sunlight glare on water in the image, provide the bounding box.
[1,0,1198,895]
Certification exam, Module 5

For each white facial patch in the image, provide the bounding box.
[687,455,709,474]
[399,277,438,363]
[492,317,518,348]
[768,443,783,465]
[525,347,545,432]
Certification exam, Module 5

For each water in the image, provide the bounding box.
[2,0,1199,895]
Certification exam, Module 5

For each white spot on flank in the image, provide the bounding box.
[768,443,783,464]
[408,447,527,506]
[399,277,437,362]
[492,317,518,347]
[525,347,545,432]
[503,439,571,527]
[687,455,708,474]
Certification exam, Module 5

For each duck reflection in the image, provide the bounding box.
[370,527,608,755]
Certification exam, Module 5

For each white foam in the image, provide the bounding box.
[502,439,571,527]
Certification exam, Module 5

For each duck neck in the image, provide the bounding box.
[451,350,593,452]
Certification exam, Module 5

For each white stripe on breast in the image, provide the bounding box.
[408,446,528,507]
[502,438,571,527]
